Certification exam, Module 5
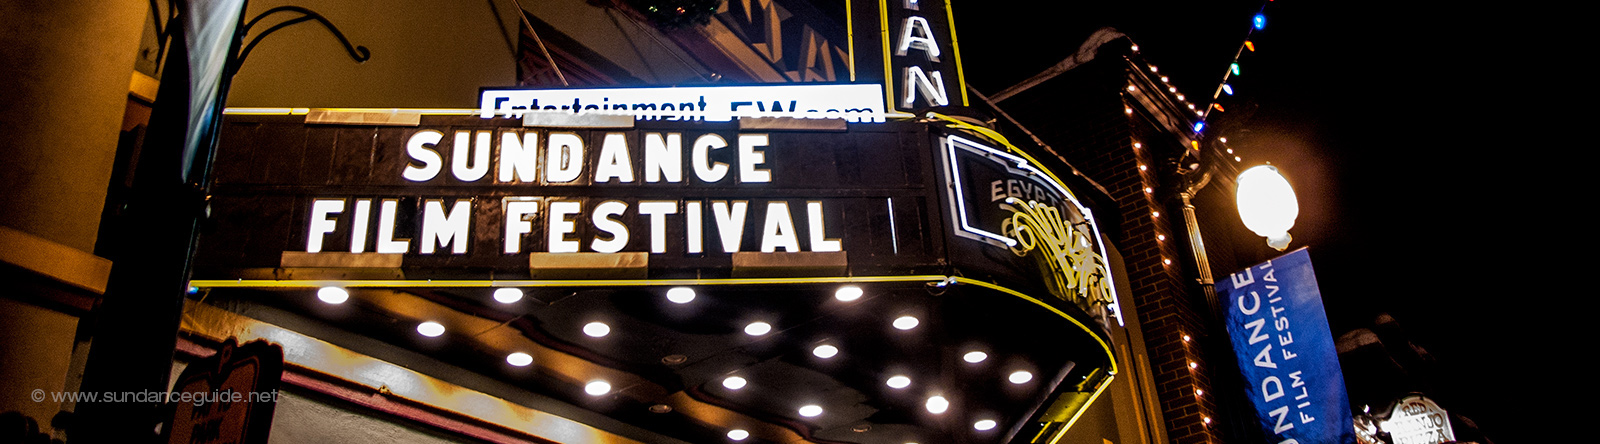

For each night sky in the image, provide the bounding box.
[949,1,1527,442]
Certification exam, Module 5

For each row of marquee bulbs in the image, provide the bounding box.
[314,285,1030,440]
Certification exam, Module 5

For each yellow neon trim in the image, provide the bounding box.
[926,112,1083,203]
[879,0,894,112]
[223,107,295,115]
[943,0,968,107]
[952,277,1116,374]
[1046,375,1115,444]
[846,0,856,82]
[190,275,952,289]
[223,107,477,116]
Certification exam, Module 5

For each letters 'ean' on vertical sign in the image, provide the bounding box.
[849,0,968,115]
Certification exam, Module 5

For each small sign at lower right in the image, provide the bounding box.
[1220,248,1355,444]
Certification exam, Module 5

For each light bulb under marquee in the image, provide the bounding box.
[507,352,533,367]
[886,375,911,389]
[728,429,750,441]
[799,405,823,417]
[745,322,772,336]
[1008,371,1033,384]
[835,285,863,301]
[813,344,839,358]
[667,287,695,304]
[893,316,920,330]
[417,321,445,337]
[723,376,748,390]
[963,351,988,363]
[317,287,349,304]
[583,322,610,337]
[585,380,611,396]
[974,419,997,431]
[925,396,949,414]
[493,288,523,303]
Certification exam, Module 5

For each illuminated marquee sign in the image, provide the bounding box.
[938,134,1122,328]
[302,129,843,256]
[849,0,968,115]
[479,84,886,122]
[197,116,953,279]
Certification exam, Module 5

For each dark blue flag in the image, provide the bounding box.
[1220,248,1354,444]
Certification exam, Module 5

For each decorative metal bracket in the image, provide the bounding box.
[233,6,369,73]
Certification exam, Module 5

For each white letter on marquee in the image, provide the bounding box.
[591,201,630,253]
[548,201,581,253]
[737,134,771,183]
[350,199,371,253]
[687,201,703,254]
[807,201,841,252]
[692,133,729,183]
[645,133,683,183]
[895,16,941,60]
[903,67,950,108]
[499,131,539,183]
[594,133,635,183]
[547,132,584,183]
[306,199,343,253]
[711,200,748,253]
[504,200,538,254]
[421,200,471,254]
[760,202,800,253]
[452,131,491,182]
[638,201,679,253]
[403,130,444,182]
[376,199,410,254]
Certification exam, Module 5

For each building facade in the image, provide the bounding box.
[0,1,1281,444]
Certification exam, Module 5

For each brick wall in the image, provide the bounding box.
[997,54,1229,443]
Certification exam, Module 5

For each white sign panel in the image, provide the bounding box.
[480,84,887,122]
[1379,395,1454,444]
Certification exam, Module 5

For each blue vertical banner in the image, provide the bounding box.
[1220,248,1354,444]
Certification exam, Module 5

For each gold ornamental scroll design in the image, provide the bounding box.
[1000,198,1114,328]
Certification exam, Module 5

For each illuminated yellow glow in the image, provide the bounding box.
[1045,375,1114,444]
[944,0,969,107]
[191,275,954,289]
[224,107,472,115]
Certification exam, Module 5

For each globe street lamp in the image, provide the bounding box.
[1235,165,1299,251]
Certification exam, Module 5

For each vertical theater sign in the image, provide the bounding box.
[186,2,1125,443]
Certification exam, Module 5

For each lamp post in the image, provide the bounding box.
[1235,165,1299,251]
